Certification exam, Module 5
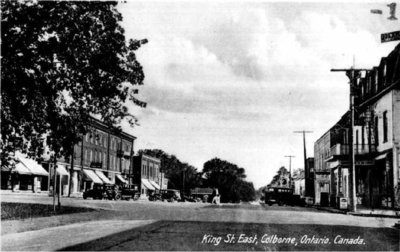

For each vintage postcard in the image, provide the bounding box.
[1,0,399,251]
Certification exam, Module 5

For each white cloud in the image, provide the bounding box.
[119,1,398,188]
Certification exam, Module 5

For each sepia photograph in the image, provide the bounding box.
[1,0,400,251]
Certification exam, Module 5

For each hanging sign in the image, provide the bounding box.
[381,30,400,43]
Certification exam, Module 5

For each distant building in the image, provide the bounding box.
[315,43,400,210]
[292,169,305,197]
[42,117,136,196]
[2,117,136,196]
[305,157,315,198]
[314,130,332,206]
[132,154,162,197]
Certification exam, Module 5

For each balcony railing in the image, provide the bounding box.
[330,144,376,157]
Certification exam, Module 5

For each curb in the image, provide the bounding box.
[348,212,400,219]
[313,205,400,218]
[313,206,347,215]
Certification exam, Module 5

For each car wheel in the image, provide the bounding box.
[115,194,121,200]
[83,195,87,200]
[278,201,283,206]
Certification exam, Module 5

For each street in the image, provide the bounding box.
[1,194,399,251]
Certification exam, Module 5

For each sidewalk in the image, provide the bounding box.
[314,205,400,218]
[1,189,82,198]
[349,208,400,219]
[1,189,49,196]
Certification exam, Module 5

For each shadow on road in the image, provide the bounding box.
[59,221,400,251]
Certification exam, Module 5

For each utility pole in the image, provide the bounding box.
[294,130,313,197]
[331,67,369,212]
[284,155,295,188]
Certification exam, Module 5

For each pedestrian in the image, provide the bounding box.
[212,194,220,205]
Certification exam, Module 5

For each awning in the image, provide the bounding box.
[141,179,155,190]
[14,162,32,175]
[149,180,160,190]
[116,174,128,184]
[375,153,387,160]
[95,170,113,184]
[56,165,69,176]
[83,169,103,184]
[15,152,48,176]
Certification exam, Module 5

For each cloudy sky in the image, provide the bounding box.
[117,1,399,189]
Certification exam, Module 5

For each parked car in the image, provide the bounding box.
[148,189,181,202]
[83,184,114,200]
[148,190,162,201]
[119,184,140,201]
[161,189,181,202]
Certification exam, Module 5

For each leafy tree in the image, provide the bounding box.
[268,166,290,187]
[236,180,256,202]
[1,1,147,197]
[202,157,254,203]
[138,149,202,193]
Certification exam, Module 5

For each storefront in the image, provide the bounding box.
[116,173,128,185]
[82,169,103,191]
[1,152,49,192]
[141,178,156,196]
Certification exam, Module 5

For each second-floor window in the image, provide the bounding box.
[355,130,359,149]
[383,111,388,143]
[375,117,379,145]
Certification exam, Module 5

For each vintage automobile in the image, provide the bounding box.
[161,189,181,202]
[148,190,162,201]
[119,184,140,201]
[83,184,115,200]
[148,189,181,202]
[264,186,302,206]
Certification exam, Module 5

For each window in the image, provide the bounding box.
[85,149,88,164]
[383,63,387,85]
[383,111,388,143]
[361,126,365,147]
[90,150,93,162]
[85,133,89,142]
[375,117,379,145]
[355,129,359,150]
